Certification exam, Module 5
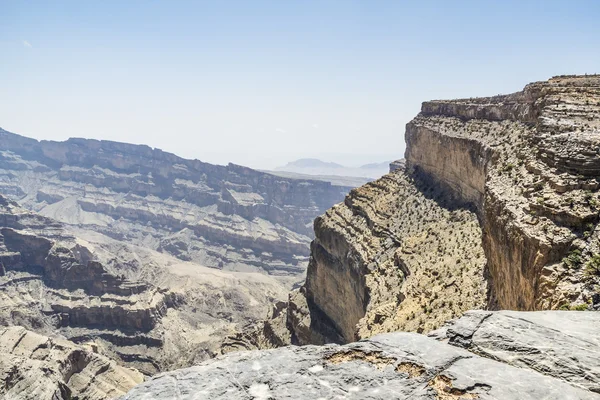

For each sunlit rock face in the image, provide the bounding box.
[230,75,600,350]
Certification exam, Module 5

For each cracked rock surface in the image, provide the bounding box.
[435,310,600,393]
[121,319,598,400]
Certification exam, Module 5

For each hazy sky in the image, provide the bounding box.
[1,1,599,169]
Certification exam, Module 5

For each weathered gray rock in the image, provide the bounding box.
[437,310,600,393]
[121,329,598,400]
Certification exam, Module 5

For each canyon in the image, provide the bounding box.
[0,127,354,279]
[0,129,356,396]
[2,74,600,399]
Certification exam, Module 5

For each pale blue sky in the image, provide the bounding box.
[1,1,599,168]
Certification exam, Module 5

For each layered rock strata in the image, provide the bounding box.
[0,128,353,277]
[0,326,143,400]
[232,75,600,349]
[124,311,600,400]
[0,195,174,373]
[0,194,289,378]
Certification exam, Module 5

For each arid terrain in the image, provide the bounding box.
[1,75,600,399]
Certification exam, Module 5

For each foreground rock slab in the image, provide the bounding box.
[436,310,600,393]
[121,329,597,400]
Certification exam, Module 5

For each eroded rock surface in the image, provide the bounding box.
[0,194,290,377]
[0,326,143,400]
[434,310,600,393]
[123,312,600,400]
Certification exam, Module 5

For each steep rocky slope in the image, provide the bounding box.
[226,75,600,349]
[0,128,352,278]
[123,311,600,399]
[0,194,290,379]
[0,326,143,399]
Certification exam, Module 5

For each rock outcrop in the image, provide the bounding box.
[231,75,600,349]
[0,326,143,400]
[123,311,600,400]
[0,194,290,378]
[432,310,600,393]
[0,129,353,277]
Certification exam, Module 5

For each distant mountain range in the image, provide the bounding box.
[273,158,392,179]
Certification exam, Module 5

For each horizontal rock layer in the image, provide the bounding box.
[240,75,600,349]
[0,326,143,400]
[0,128,354,277]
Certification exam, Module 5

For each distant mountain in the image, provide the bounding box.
[263,170,372,187]
[273,158,393,179]
[359,161,393,169]
[281,158,345,169]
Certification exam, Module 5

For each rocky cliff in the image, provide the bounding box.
[0,326,143,399]
[0,129,353,278]
[226,75,600,350]
[123,311,600,399]
[0,194,293,383]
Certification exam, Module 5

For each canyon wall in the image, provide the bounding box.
[0,194,293,380]
[233,75,600,349]
[0,129,353,278]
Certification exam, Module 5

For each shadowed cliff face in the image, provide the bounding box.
[230,75,600,349]
[0,129,353,278]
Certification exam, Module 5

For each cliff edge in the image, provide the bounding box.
[224,75,600,350]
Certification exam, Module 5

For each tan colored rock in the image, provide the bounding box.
[246,75,600,348]
[0,326,143,400]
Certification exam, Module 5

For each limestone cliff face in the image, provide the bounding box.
[240,75,600,348]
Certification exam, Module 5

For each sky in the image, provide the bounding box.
[1,1,599,169]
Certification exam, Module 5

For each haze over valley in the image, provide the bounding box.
[1,1,599,399]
